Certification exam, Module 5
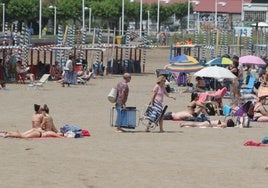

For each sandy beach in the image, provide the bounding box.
[0,48,268,188]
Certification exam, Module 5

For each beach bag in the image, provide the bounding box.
[206,103,216,116]
[108,88,118,103]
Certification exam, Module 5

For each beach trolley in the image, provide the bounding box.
[138,105,168,131]
[110,107,138,129]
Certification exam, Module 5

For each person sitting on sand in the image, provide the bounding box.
[16,60,35,83]
[3,104,63,138]
[41,104,61,135]
[193,76,206,92]
[164,92,208,121]
[179,119,235,128]
[253,96,268,122]
[32,104,44,129]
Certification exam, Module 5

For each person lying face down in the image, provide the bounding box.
[179,118,235,128]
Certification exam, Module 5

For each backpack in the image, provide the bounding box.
[206,103,216,116]
[246,102,255,119]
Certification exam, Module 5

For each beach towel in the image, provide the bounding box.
[244,140,268,147]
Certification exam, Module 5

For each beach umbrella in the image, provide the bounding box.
[194,66,236,79]
[206,57,233,66]
[164,63,204,73]
[170,55,199,64]
[239,55,267,66]
[251,22,268,28]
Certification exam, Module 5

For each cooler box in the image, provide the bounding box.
[110,107,137,129]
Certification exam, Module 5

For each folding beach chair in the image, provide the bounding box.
[240,77,256,95]
[223,101,254,128]
[28,74,50,89]
[198,87,227,115]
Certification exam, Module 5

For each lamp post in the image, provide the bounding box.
[49,5,56,36]
[193,12,200,34]
[215,0,226,28]
[122,0,124,36]
[39,0,42,39]
[2,3,5,33]
[82,0,85,29]
[139,0,142,37]
[147,10,150,35]
[84,7,92,33]
[157,0,169,34]
[187,0,199,32]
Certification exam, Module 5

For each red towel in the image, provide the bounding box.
[244,140,268,147]
[244,140,261,146]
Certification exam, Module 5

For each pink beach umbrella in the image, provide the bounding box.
[239,55,267,66]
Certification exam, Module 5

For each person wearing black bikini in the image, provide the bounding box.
[253,96,268,122]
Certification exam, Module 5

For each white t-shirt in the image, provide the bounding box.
[64,59,73,71]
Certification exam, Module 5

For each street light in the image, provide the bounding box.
[49,5,57,36]
[147,10,150,35]
[82,0,85,29]
[2,3,5,33]
[122,0,124,36]
[121,0,135,36]
[84,7,92,33]
[187,0,199,32]
[215,0,226,28]
[157,0,169,34]
[139,0,142,37]
[39,0,42,39]
[193,12,200,34]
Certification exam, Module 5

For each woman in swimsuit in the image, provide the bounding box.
[40,104,63,137]
[179,119,235,128]
[166,92,208,121]
[3,104,63,138]
[253,96,268,122]
[32,104,43,129]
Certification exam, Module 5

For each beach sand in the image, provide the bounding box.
[0,48,268,188]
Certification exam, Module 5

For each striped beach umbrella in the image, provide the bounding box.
[206,57,233,66]
[164,63,203,73]
[170,55,199,64]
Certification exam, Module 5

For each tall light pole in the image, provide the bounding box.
[39,0,42,39]
[82,0,85,29]
[85,7,92,33]
[157,0,169,34]
[2,3,5,33]
[187,0,199,32]
[157,0,160,33]
[193,12,200,34]
[147,10,150,35]
[215,0,226,28]
[139,0,143,37]
[122,0,124,36]
[49,5,56,36]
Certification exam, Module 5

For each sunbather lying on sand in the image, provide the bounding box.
[179,119,235,128]
[164,92,208,121]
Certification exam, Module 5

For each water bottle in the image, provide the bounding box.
[243,116,249,128]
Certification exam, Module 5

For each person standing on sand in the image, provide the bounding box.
[114,73,131,133]
[63,55,76,87]
[147,75,176,132]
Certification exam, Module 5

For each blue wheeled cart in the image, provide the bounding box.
[110,107,138,129]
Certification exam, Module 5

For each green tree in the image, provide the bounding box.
[6,0,39,25]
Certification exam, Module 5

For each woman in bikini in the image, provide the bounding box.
[3,104,63,138]
[165,92,208,121]
[179,119,235,128]
[253,96,268,122]
[32,104,43,128]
